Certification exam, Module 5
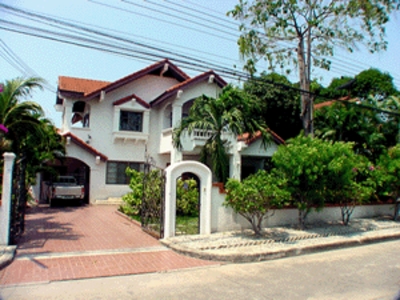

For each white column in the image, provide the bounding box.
[170,103,183,163]
[229,143,242,180]
[142,110,150,135]
[0,153,16,245]
[62,101,72,132]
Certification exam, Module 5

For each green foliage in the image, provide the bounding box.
[224,170,290,236]
[314,101,398,163]
[120,168,144,217]
[229,1,398,75]
[318,69,399,100]
[173,84,269,183]
[243,72,302,140]
[272,135,370,228]
[324,152,375,225]
[120,168,200,218]
[0,77,65,194]
[375,145,400,205]
[229,0,398,135]
[176,179,199,216]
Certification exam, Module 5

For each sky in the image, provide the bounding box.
[1,0,399,128]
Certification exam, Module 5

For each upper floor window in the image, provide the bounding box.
[71,101,90,128]
[119,111,143,132]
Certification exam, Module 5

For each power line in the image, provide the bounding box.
[1,3,399,117]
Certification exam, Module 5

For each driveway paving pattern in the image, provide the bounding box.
[0,205,217,285]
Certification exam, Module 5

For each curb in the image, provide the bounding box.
[0,246,17,270]
[161,231,400,263]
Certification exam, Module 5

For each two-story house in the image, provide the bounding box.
[49,59,283,204]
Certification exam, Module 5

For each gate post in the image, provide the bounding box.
[0,153,16,245]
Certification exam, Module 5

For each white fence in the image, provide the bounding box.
[210,185,394,232]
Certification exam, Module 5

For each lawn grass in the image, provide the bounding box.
[127,213,199,236]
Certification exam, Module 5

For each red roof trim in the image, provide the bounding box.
[238,129,285,146]
[314,96,356,109]
[150,70,227,106]
[84,59,190,100]
[113,93,150,108]
[62,132,108,161]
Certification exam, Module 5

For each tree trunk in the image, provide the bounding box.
[297,29,313,137]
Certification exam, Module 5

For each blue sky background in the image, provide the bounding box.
[1,0,399,127]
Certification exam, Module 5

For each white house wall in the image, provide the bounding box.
[103,75,180,105]
[211,186,394,232]
[240,139,279,157]
[174,81,221,107]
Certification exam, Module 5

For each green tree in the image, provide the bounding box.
[173,85,269,183]
[319,69,399,100]
[243,72,302,140]
[0,77,65,185]
[375,145,400,220]
[272,135,364,229]
[325,152,375,225]
[224,170,290,236]
[229,0,399,136]
[0,77,45,154]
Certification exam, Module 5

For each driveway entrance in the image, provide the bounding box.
[0,205,217,286]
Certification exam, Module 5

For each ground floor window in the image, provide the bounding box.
[106,161,143,184]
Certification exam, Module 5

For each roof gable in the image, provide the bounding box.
[150,70,227,106]
[113,93,150,109]
[84,59,190,100]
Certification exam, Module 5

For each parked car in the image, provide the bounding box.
[47,176,85,207]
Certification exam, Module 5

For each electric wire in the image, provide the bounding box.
[1,3,399,117]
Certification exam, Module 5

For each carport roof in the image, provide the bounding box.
[61,132,108,162]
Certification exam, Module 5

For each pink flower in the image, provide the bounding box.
[0,124,8,133]
[0,84,3,93]
[369,166,375,171]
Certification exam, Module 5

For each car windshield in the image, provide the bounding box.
[57,177,76,184]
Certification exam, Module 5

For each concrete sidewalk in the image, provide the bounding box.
[1,207,400,282]
[161,217,400,263]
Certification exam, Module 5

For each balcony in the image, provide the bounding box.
[159,128,234,154]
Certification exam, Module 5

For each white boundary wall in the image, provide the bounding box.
[211,185,394,232]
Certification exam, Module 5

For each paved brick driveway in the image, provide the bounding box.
[0,205,217,286]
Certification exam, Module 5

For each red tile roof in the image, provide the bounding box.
[57,59,190,102]
[113,93,150,108]
[58,76,110,95]
[84,59,190,100]
[314,96,357,109]
[61,131,108,162]
[150,70,227,106]
[238,129,285,146]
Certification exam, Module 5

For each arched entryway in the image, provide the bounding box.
[164,161,212,238]
[41,157,90,204]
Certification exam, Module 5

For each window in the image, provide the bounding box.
[119,111,143,132]
[106,161,143,184]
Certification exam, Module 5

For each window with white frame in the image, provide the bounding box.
[119,111,143,132]
[106,161,143,184]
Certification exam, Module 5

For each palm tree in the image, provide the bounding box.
[173,85,269,183]
[0,77,46,154]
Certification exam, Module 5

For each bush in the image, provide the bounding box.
[120,168,200,218]
[224,170,289,236]
[176,178,199,216]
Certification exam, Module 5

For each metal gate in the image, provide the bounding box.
[9,156,27,245]
[141,160,165,239]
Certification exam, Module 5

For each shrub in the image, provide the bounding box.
[176,178,199,216]
[224,170,290,236]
